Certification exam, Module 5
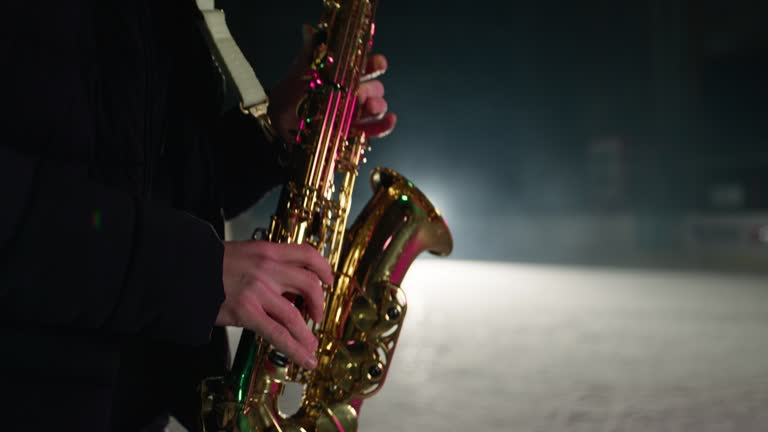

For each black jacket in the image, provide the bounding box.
[0,1,283,430]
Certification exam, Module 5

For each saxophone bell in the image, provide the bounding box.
[200,1,453,430]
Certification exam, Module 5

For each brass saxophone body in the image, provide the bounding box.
[201,1,452,430]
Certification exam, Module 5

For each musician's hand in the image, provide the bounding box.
[268,26,397,144]
[215,241,334,370]
[355,54,398,138]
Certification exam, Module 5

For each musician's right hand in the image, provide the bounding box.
[215,241,334,370]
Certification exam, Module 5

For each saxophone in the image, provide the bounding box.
[201,1,452,430]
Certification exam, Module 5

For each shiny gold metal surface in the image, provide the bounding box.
[201,1,452,430]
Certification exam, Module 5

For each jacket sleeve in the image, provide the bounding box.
[211,108,289,220]
[0,145,225,346]
[0,2,225,346]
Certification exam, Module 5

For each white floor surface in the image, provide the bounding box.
[232,260,768,431]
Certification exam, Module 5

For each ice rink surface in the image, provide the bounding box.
[354,260,768,432]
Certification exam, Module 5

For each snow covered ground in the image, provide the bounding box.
[356,260,768,432]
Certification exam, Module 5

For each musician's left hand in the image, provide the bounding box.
[355,54,398,138]
[268,26,397,144]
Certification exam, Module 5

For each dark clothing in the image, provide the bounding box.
[0,1,283,430]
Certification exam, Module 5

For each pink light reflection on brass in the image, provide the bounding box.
[382,234,393,251]
[390,238,421,284]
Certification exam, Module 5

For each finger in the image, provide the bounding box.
[271,264,325,323]
[263,292,318,353]
[361,54,388,81]
[357,80,384,105]
[282,243,335,286]
[245,241,334,286]
[355,112,397,138]
[359,97,388,120]
[249,305,318,369]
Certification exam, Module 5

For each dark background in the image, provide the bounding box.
[214,4,768,429]
[219,0,768,271]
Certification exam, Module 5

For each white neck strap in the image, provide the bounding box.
[196,0,271,121]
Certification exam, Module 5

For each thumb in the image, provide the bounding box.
[290,24,317,74]
[301,24,315,50]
